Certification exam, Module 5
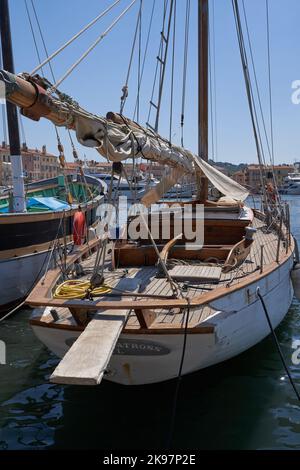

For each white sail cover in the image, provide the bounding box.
[74,113,248,201]
[192,157,248,201]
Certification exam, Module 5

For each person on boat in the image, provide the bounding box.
[73,205,87,246]
[266,182,277,205]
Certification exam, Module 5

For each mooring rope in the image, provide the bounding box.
[256,287,300,401]
[166,297,191,449]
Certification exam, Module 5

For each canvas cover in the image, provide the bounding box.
[74,114,248,202]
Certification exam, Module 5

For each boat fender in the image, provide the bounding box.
[73,206,86,245]
[291,263,300,301]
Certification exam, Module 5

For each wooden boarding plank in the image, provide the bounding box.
[50,279,140,386]
[50,309,129,386]
[168,265,222,282]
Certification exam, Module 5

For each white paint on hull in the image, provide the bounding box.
[31,255,294,385]
[0,250,49,308]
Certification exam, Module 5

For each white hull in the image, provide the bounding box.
[0,250,49,309]
[31,255,294,385]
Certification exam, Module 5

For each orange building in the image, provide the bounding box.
[0,143,59,185]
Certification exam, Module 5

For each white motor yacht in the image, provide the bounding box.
[279,172,300,195]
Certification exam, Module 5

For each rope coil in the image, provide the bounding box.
[54,279,112,299]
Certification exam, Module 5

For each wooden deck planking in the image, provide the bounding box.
[51,215,286,330]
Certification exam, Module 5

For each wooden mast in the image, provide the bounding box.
[198,0,209,201]
[0,0,26,212]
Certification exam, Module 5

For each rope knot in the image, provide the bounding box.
[120,85,128,101]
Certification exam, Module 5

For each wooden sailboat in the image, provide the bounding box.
[1,0,296,385]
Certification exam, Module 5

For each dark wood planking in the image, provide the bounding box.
[114,245,231,267]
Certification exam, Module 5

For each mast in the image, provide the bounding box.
[198,0,208,201]
[0,0,26,212]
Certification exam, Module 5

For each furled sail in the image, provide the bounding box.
[1,71,248,202]
[75,112,249,202]
[75,113,194,174]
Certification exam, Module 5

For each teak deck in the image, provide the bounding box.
[28,210,293,334]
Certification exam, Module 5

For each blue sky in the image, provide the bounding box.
[4,0,300,164]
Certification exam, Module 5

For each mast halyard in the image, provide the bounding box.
[0,0,26,212]
[198,0,209,201]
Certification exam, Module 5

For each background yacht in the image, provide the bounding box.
[279,172,300,195]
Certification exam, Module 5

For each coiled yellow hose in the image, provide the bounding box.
[53,280,112,299]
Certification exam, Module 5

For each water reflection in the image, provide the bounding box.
[0,197,300,449]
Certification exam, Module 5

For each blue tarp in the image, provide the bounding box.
[26,197,70,211]
[0,197,72,214]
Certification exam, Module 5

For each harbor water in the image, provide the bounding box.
[0,197,300,450]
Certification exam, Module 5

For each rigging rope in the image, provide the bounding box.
[154,0,174,132]
[180,0,190,147]
[166,298,191,449]
[146,0,174,132]
[232,0,268,207]
[169,0,176,143]
[120,1,142,115]
[30,0,56,83]
[136,0,143,123]
[241,0,272,169]
[241,0,280,201]
[25,0,67,177]
[28,0,94,204]
[30,0,123,75]
[47,0,137,94]
[24,0,44,75]
[256,288,300,402]
[133,0,156,121]
[145,0,168,127]
[266,0,275,167]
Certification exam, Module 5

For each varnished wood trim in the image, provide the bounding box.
[29,316,215,334]
[0,235,73,260]
[134,309,157,329]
